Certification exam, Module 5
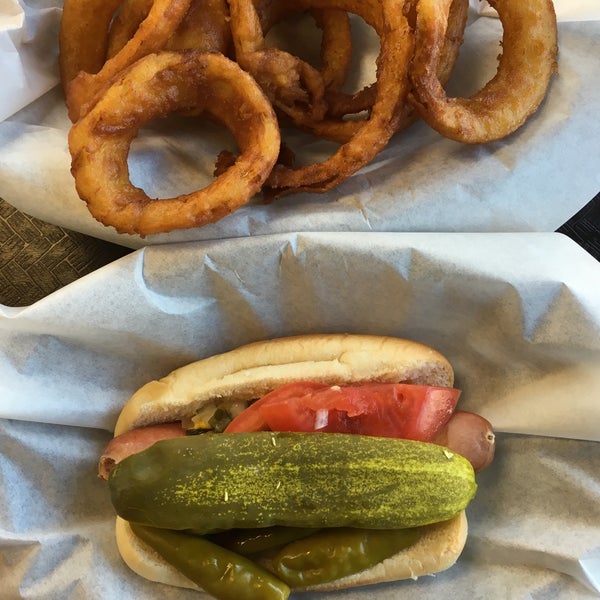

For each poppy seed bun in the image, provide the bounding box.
[114,334,454,436]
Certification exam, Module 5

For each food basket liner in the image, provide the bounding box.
[0,231,599,598]
[0,5,599,247]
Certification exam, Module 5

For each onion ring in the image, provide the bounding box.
[62,0,191,122]
[262,0,413,198]
[59,0,558,234]
[312,0,469,142]
[228,0,334,124]
[59,0,122,87]
[427,0,469,88]
[409,0,558,143]
[249,1,354,98]
[68,51,281,237]
[293,0,468,145]
[107,0,231,58]
[311,9,354,95]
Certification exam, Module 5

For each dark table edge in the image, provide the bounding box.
[556,191,600,262]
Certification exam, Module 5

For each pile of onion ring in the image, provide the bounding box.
[61,0,558,236]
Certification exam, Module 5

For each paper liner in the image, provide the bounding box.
[1,232,599,597]
[0,5,599,246]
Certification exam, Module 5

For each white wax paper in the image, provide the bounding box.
[0,2,599,248]
[0,231,599,598]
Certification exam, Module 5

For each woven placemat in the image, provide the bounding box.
[0,198,131,307]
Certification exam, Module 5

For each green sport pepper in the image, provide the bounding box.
[130,523,290,600]
[271,527,422,587]
[209,526,321,556]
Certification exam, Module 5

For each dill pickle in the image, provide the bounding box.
[129,523,290,600]
[272,527,421,588]
[209,527,321,556]
[109,432,476,533]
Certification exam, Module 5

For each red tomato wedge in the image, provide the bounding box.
[224,382,461,441]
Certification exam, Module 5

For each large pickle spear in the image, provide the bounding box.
[109,431,476,533]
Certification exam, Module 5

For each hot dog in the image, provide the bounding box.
[100,334,494,598]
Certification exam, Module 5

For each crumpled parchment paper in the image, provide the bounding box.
[0,2,599,248]
[0,231,599,598]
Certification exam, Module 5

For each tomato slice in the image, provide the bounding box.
[224,382,460,441]
[223,382,328,433]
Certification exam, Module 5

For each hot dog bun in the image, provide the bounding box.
[115,512,468,594]
[111,334,465,594]
[114,334,454,435]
